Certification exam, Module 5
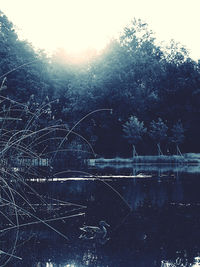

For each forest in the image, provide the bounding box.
[1,10,200,162]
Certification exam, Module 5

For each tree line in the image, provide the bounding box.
[0,11,200,159]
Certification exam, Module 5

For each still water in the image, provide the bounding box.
[2,164,200,266]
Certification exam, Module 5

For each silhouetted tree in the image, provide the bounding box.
[171,120,185,155]
[149,118,168,155]
[123,116,147,157]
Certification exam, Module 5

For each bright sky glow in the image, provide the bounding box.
[1,0,200,62]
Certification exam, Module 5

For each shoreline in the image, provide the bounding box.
[88,153,200,166]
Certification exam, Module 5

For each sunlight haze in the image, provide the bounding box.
[1,0,200,61]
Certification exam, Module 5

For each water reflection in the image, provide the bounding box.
[90,163,200,175]
[161,256,200,266]
[2,165,200,266]
[35,254,200,267]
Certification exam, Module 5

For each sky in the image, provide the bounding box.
[1,0,200,61]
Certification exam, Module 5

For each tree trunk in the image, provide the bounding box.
[132,144,138,158]
[176,145,183,156]
[157,143,163,156]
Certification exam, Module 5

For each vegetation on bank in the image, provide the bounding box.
[0,11,200,160]
[89,154,200,165]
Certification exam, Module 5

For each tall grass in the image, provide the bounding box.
[0,70,117,265]
[0,82,92,264]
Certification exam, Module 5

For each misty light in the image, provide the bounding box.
[1,0,200,62]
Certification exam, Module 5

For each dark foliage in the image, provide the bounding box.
[1,13,200,158]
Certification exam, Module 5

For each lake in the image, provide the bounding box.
[1,164,200,266]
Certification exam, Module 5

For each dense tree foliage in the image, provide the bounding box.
[1,11,200,159]
[149,118,168,155]
[170,120,185,155]
[123,116,147,157]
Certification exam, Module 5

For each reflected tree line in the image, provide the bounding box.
[1,11,200,162]
[7,174,200,266]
